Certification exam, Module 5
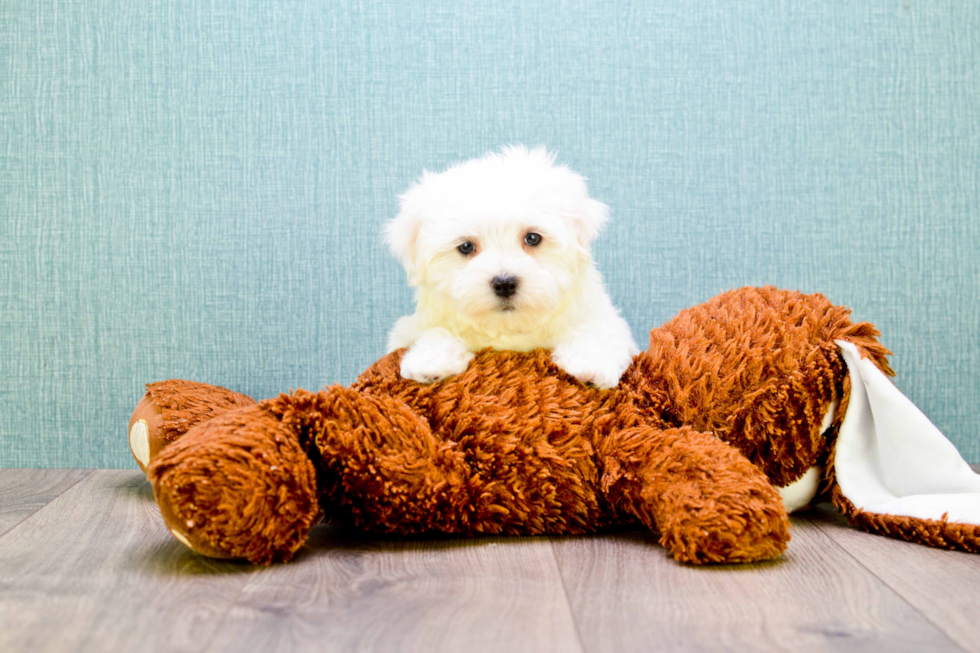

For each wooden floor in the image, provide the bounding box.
[1,469,978,653]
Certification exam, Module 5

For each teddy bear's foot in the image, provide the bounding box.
[601,426,790,564]
[129,380,256,473]
[148,402,320,564]
[655,480,790,565]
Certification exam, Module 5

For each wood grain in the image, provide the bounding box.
[0,469,92,537]
[0,470,259,653]
[551,519,966,653]
[806,503,980,653]
[2,469,979,653]
[204,528,584,653]
[0,470,583,653]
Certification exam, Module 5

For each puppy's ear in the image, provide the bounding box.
[574,198,610,246]
[384,204,422,285]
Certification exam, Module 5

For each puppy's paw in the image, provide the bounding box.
[552,341,633,389]
[400,331,475,384]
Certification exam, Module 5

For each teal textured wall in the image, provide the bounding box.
[2,1,978,467]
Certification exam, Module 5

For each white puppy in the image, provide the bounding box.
[384,146,638,389]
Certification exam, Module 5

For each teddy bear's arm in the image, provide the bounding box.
[308,385,605,536]
[597,425,790,564]
[286,385,476,535]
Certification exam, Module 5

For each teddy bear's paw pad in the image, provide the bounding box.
[167,525,194,549]
[130,419,150,469]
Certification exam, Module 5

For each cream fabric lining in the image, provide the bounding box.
[834,340,980,523]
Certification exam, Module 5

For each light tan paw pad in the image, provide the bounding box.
[129,419,150,468]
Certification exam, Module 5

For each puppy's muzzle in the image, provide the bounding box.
[491,275,520,298]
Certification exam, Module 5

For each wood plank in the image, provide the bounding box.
[0,470,583,653]
[806,503,980,653]
[0,469,92,537]
[204,528,584,653]
[0,470,259,653]
[3,466,977,652]
[552,518,966,653]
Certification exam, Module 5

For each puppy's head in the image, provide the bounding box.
[385,146,608,332]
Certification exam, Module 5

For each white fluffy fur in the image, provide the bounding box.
[385,146,638,389]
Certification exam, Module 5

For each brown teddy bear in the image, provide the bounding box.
[129,286,980,565]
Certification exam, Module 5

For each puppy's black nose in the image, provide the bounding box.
[491,275,519,298]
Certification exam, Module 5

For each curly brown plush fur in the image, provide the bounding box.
[134,286,925,566]
[128,380,255,474]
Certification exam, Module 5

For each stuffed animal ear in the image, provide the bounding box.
[574,197,610,247]
[833,340,980,526]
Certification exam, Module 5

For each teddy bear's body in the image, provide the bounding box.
[133,287,980,566]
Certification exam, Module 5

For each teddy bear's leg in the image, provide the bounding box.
[129,380,256,473]
[598,425,790,564]
[148,401,320,564]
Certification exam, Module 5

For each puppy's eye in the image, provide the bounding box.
[457,241,476,255]
[524,232,542,247]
